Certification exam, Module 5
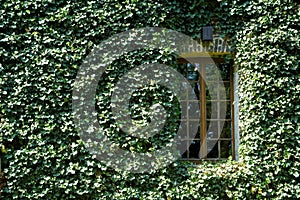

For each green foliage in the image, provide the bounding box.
[0,0,299,199]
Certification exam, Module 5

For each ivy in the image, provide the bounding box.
[0,0,299,199]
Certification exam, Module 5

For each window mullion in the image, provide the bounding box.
[200,63,207,159]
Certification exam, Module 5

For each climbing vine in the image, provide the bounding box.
[0,0,299,199]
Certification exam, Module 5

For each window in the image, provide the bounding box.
[177,56,237,161]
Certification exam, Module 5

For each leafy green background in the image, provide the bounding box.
[0,0,299,199]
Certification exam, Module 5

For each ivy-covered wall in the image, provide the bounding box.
[0,0,299,199]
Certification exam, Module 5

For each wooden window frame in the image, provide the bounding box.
[177,56,236,162]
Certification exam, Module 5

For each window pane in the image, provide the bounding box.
[224,82,231,100]
[177,123,188,140]
[207,101,219,119]
[195,125,201,140]
[187,63,200,81]
[188,122,200,140]
[182,149,188,158]
[189,140,200,159]
[220,101,231,119]
[180,101,188,120]
[207,120,219,139]
[220,121,231,138]
[205,64,219,81]
[218,63,230,81]
[206,84,218,100]
[220,140,232,158]
[191,81,200,100]
[179,82,188,99]
[207,140,218,158]
[188,101,200,120]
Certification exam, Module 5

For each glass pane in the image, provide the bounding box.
[190,122,200,139]
[224,82,231,100]
[206,84,218,100]
[194,125,201,140]
[218,63,230,81]
[220,121,231,138]
[194,63,201,72]
[220,101,231,119]
[190,81,200,100]
[187,63,199,81]
[178,140,189,158]
[188,101,200,120]
[207,140,218,158]
[207,101,218,119]
[206,64,219,81]
[207,120,218,139]
[177,63,187,76]
[220,140,232,158]
[181,101,188,120]
[206,87,211,101]
[189,140,200,158]
[206,100,211,119]
[182,150,188,158]
[179,82,188,99]
[177,122,188,139]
